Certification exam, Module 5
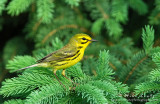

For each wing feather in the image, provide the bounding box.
[37,45,77,63]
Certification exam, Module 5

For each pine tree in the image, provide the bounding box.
[0,0,160,104]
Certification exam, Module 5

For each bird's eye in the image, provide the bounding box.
[82,37,86,40]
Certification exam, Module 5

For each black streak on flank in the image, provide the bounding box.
[50,50,81,64]
[71,53,81,60]
[76,50,80,54]
[78,46,83,49]
[54,62,68,66]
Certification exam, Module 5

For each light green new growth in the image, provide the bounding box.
[95,50,114,80]
[142,25,154,54]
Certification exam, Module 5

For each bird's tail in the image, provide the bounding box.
[16,64,39,71]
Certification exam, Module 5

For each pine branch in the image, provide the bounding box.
[41,24,91,44]
[82,58,97,76]
[152,52,160,67]
[118,51,148,84]
[4,99,24,104]
[6,56,36,72]
[66,62,85,78]
[146,92,160,104]
[150,47,160,55]
[109,55,124,74]
[95,50,114,80]
[135,82,160,95]
[26,84,68,104]
[111,0,128,23]
[112,82,129,94]
[105,18,122,38]
[32,18,42,32]
[42,24,78,44]
[7,0,33,16]
[84,0,123,38]
[96,2,109,19]
[142,25,154,54]
[91,18,104,34]
[36,0,55,24]
[75,83,108,104]
[149,68,160,82]
[0,73,57,97]
[87,80,130,104]
[109,37,134,59]
[123,55,148,84]
[88,80,118,96]
[54,95,71,104]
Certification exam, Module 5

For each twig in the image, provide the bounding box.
[123,56,148,84]
[42,24,95,44]
[32,18,42,32]
[96,3,109,19]
[109,62,117,71]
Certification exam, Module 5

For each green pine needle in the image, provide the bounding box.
[4,99,24,104]
[105,19,122,38]
[146,92,160,104]
[152,52,160,67]
[76,83,108,104]
[142,25,154,54]
[26,84,68,104]
[6,56,36,73]
[0,73,56,97]
[7,0,33,16]
[95,50,114,80]
[128,0,148,15]
[135,82,160,95]
[91,18,104,34]
[36,0,55,24]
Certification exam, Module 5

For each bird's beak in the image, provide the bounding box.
[90,39,98,42]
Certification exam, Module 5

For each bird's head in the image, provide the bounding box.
[69,33,97,49]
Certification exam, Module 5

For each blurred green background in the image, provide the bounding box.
[0,0,160,103]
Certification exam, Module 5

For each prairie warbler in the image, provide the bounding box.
[18,33,97,84]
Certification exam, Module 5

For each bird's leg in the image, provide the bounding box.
[53,69,66,89]
[62,69,74,83]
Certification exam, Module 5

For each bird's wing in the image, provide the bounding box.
[37,46,77,63]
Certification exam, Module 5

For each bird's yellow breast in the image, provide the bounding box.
[52,50,84,70]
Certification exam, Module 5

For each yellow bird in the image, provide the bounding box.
[18,33,97,83]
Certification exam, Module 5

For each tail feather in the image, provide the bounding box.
[17,64,38,71]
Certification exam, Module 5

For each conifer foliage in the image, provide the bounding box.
[1,50,130,104]
[0,0,160,104]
